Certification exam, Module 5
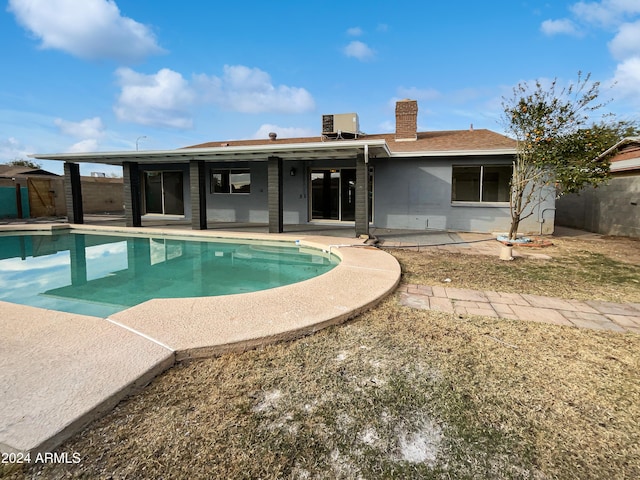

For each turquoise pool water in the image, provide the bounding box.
[0,231,338,318]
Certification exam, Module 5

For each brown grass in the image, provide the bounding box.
[4,235,640,480]
[391,235,640,303]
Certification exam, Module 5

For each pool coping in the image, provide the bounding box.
[0,223,401,454]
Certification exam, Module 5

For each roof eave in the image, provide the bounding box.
[30,139,392,165]
[389,148,517,157]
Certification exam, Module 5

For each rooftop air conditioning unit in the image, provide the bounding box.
[322,113,359,137]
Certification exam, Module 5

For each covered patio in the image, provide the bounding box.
[31,139,391,238]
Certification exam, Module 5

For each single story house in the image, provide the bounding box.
[555,136,640,238]
[31,100,556,237]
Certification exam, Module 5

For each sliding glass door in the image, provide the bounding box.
[144,171,184,215]
[310,168,372,222]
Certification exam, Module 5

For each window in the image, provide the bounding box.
[451,165,512,203]
[211,169,251,194]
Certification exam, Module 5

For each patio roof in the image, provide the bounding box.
[30,139,393,165]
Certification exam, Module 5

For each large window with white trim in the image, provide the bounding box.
[451,165,512,203]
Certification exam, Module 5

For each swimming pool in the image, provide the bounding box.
[0,230,338,317]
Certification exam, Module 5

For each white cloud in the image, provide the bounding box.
[54,117,105,139]
[113,65,315,129]
[7,0,164,62]
[194,65,315,114]
[67,139,99,153]
[542,1,640,107]
[114,68,196,129]
[571,0,640,27]
[343,41,376,61]
[253,124,315,140]
[608,20,640,59]
[0,137,31,162]
[540,18,581,36]
[611,56,640,103]
[346,27,363,36]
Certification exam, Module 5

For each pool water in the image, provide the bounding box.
[0,231,338,318]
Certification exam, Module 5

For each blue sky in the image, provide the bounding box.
[1,0,639,176]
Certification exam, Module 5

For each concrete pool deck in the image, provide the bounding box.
[0,224,401,454]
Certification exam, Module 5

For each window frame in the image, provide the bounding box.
[210,168,251,194]
[451,164,512,206]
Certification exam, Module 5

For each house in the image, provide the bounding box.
[0,164,61,218]
[0,165,124,219]
[31,99,556,236]
[555,136,640,238]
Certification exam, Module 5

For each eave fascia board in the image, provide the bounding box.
[611,157,640,172]
[389,148,517,158]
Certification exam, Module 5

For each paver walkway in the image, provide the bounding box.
[398,283,640,334]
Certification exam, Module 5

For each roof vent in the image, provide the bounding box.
[269,132,277,141]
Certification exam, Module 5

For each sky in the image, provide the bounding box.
[1,0,639,176]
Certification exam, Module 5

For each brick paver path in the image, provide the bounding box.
[398,283,640,334]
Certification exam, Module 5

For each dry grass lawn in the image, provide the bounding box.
[3,234,640,480]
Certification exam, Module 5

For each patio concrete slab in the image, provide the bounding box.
[0,302,174,454]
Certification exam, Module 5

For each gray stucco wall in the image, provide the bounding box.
[169,155,557,235]
[555,175,640,237]
[203,161,309,224]
[370,156,555,235]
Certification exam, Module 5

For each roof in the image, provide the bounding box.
[604,137,640,173]
[30,128,516,165]
[186,128,517,155]
[0,165,59,178]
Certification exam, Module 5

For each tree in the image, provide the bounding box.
[7,159,41,169]
[501,72,636,240]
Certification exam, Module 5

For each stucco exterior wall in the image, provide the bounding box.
[178,155,557,236]
[204,162,266,223]
[555,175,640,237]
[370,156,555,235]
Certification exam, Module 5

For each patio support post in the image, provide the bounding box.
[63,162,84,224]
[190,160,207,230]
[355,152,369,237]
[123,161,142,227]
[267,156,283,233]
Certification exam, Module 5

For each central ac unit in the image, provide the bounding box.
[322,113,359,135]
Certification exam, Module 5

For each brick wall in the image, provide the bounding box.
[80,176,124,213]
[395,99,418,141]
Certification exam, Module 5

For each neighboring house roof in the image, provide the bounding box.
[0,165,59,178]
[606,137,640,173]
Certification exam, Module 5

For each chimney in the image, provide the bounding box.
[395,99,418,141]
